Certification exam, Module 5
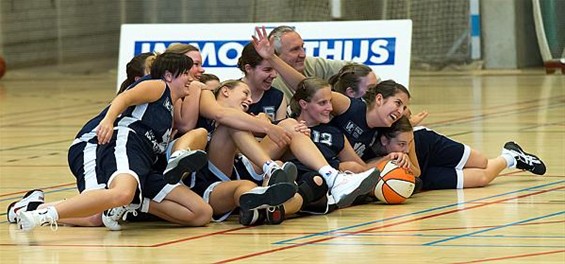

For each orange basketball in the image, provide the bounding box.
[374,159,415,204]
[0,56,6,79]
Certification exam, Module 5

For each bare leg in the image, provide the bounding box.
[278,119,328,170]
[208,180,257,215]
[38,201,103,227]
[172,128,208,152]
[147,185,212,226]
[464,149,488,169]
[207,125,238,176]
[463,156,508,188]
[231,129,279,174]
[53,174,138,219]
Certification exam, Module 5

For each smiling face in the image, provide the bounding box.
[185,51,205,81]
[370,91,410,127]
[278,32,306,73]
[219,82,252,112]
[168,69,191,99]
[299,85,333,126]
[381,131,414,154]
[245,59,277,92]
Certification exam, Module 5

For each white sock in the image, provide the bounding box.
[501,153,516,168]
[170,149,190,160]
[141,198,151,213]
[318,165,339,188]
[262,160,278,174]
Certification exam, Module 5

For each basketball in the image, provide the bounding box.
[374,159,416,204]
[0,56,5,79]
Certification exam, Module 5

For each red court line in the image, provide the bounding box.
[215,185,564,263]
[451,249,565,264]
[0,226,253,248]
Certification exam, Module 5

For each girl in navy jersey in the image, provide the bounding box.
[16,53,214,232]
[185,80,298,226]
[277,77,373,216]
[252,26,411,162]
[372,115,546,190]
[238,42,287,121]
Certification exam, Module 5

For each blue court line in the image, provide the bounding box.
[275,180,565,245]
[288,242,564,249]
[423,210,565,246]
[351,233,565,239]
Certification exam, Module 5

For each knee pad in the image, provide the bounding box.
[297,171,328,205]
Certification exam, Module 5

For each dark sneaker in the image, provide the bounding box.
[239,208,265,226]
[503,141,546,175]
[265,161,297,187]
[239,182,297,211]
[265,205,285,225]
[7,189,44,223]
[163,149,208,184]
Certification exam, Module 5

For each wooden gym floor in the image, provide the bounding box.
[0,64,563,263]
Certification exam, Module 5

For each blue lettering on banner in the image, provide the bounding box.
[134,37,395,67]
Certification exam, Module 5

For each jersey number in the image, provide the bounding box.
[312,131,333,146]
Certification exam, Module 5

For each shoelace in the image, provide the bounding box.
[39,214,58,231]
[517,154,541,166]
[108,206,139,221]
[121,208,138,221]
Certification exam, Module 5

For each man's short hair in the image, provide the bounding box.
[268,25,297,55]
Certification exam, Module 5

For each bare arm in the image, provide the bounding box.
[174,81,203,134]
[97,80,165,144]
[338,135,367,173]
[252,26,306,93]
[199,90,291,147]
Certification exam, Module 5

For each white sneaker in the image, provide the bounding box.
[331,168,380,208]
[17,208,58,232]
[163,149,208,184]
[7,189,45,223]
[102,204,139,231]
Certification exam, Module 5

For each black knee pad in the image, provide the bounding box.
[297,171,328,205]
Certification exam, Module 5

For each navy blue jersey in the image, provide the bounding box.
[194,116,217,143]
[247,88,284,121]
[310,123,344,169]
[74,82,174,155]
[329,98,378,160]
[288,123,344,173]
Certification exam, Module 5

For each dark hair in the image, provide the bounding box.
[372,115,413,156]
[267,25,297,55]
[362,79,410,109]
[150,53,193,80]
[329,64,374,96]
[237,42,265,74]
[200,73,220,83]
[213,79,245,98]
[289,77,330,117]
[118,52,153,94]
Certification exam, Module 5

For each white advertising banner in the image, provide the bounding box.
[117,20,412,90]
